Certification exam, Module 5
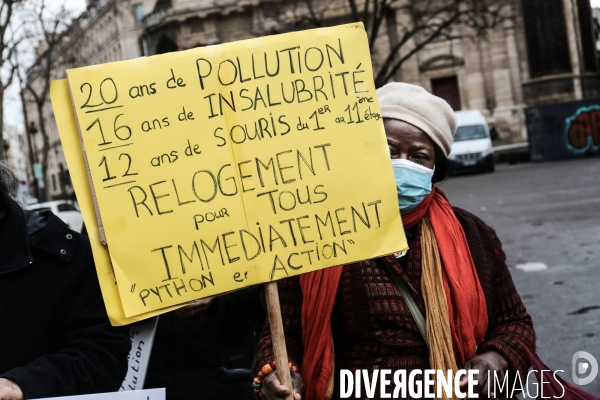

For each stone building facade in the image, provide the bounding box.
[3,124,29,199]
[139,0,600,144]
[25,0,599,199]
[24,0,147,200]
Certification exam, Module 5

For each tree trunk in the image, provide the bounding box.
[0,92,4,161]
[36,101,50,202]
[20,89,40,200]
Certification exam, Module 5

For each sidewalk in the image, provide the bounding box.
[493,141,530,163]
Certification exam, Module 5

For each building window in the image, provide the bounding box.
[576,0,598,73]
[522,0,572,78]
[51,174,57,192]
[156,35,178,54]
[431,76,461,111]
[133,3,144,26]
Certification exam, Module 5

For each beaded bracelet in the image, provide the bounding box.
[253,361,299,398]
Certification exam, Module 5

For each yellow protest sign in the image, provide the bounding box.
[56,23,407,319]
[51,80,180,325]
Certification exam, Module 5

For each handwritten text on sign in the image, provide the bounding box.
[66,23,406,318]
[120,317,158,391]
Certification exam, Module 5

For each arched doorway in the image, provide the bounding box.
[156,35,178,54]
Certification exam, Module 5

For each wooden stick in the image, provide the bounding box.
[264,281,295,400]
[66,81,107,245]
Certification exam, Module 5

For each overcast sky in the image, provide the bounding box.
[4,0,86,130]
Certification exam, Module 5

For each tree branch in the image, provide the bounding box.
[347,0,359,22]
[376,10,465,86]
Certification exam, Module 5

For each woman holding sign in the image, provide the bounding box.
[253,82,535,400]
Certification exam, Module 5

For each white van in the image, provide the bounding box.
[448,110,495,172]
[26,200,83,231]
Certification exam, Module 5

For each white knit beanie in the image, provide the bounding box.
[377,82,457,157]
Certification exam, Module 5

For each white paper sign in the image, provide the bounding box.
[120,317,159,391]
[35,388,165,400]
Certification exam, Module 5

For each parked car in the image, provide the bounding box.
[448,110,495,173]
[26,200,83,231]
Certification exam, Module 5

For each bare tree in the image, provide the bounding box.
[18,0,75,200]
[281,0,514,87]
[0,0,23,160]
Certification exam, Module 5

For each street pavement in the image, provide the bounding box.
[440,156,600,396]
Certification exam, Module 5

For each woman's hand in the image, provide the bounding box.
[174,297,214,318]
[0,378,23,400]
[261,370,302,400]
[460,350,509,398]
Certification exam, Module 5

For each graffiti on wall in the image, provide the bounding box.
[565,105,600,153]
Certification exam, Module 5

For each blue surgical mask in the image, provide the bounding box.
[391,159,434,214]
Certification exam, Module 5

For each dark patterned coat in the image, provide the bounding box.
[253,207,535,398]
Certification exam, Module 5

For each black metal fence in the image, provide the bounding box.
[526,97,600,161]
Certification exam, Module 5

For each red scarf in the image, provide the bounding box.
[299,187,488,399]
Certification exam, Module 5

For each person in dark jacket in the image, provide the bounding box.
[0,161,131,399]
[144,287,265,400]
